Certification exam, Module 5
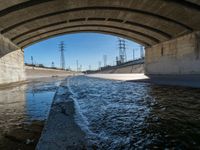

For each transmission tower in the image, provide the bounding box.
[103,55,107,67]
[80,64,82,72]
[118,38,127,63]
[98,61,101,70]
[89,65,91,70]
[59,41,65,69]
[140,45,144,58]
[31,56,34,65]
[76,60,79,72]
[133,48,135,61]
[51,61,55,68]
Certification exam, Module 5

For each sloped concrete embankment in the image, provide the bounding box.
[36,79,86,150]
[25,66,74,79]
[97,63,144,74]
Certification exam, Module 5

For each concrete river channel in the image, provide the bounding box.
[0,75,200,149]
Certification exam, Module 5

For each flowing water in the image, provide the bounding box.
[1,76,200,149]
[68,76,200,149]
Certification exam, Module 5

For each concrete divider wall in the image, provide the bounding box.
[145,32,200,75]
[0,50,26,84]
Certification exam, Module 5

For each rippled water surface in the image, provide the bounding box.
[0,79,61,137]
[68,76,200,149]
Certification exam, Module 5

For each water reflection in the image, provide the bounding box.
[26,91,55,121]
[0,78,63,149]
[0,84,27,132]
[25,81,58,121]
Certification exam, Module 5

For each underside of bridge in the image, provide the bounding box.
[0,0,200,84]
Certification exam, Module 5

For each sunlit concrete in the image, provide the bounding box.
[145,31,200,75]
[86,73,149,81]
[0,49,25,84]
[87,74,200,88]
[96,63,144,74]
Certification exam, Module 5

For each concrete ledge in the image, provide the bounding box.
[36,79,86,150]
[134,74,200,88]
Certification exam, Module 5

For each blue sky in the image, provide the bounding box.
[24,33,142,71]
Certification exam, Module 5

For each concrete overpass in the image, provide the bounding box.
[0,0,200,84]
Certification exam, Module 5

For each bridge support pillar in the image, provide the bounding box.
[0,34,26,85]
[145,31,200,75]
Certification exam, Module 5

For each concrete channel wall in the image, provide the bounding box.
[100,64,144,74]
[145,32,200,75]
[96,60,144,74]
[0,34,25,85]
[0,50,25,84]
[25,66,74,79]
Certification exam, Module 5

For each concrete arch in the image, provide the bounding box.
[1,6,192,34]
[11,19,171,42]
[19,27,153,48]
[16,24,160,45]
[0,0,200,84]
[0,0,199,49]
[2,8,183,44]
